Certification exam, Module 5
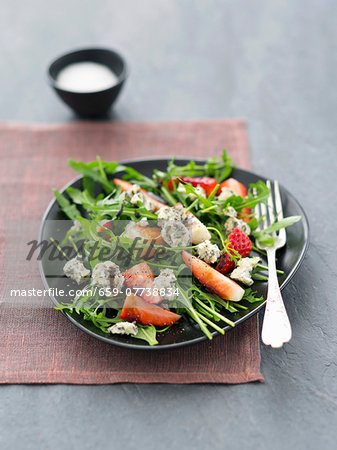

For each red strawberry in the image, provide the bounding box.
[216,228,252,274]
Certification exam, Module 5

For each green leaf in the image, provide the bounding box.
[242,288,264,303]
[66,186,96,208]
[53,189,81,220]
[68,159,115,193]
[263,216,301,234]
[65,187,85,204]
[252,215,301,246]
[161,150,232,181]
[82,176,95,198]
[132,325,158,346]
[177,179,212,208]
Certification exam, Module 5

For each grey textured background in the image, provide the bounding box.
[1,0,336,449]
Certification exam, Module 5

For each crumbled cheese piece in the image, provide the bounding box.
[218,186,234,201]
[108,321,138,336]
[139,217,149,227]
[156,206,186,227]
[175,203,187,216]
[70,220,82,232]
[224,217,251,236]
[154,269,177,301]
[129,184,141,195]
[126,184,156,212]
[92,261,124,296]
[129,192,143,205]
[224,206,237,218]
[63,257,90,284]
[177,183,187,194]
[177,184,206,199]
[193,185,207,198]
[196,240,221,264]
[131,193,155,212]
[230,257,260,286]
[161,221,190,247]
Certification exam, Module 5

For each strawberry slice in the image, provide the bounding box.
[217,178,251,222]
[216,228,252,274]
[123,262,161,304]
[182,251,244,302]
[119,294,181,326]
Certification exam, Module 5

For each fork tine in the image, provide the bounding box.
[260,196,268,229]
[266,180,275,224]
[274,180,283,220]
[253,188,262,231]
[274,180,286,243]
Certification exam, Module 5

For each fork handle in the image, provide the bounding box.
[261,248,292,348]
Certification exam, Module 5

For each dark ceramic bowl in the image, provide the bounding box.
[47,48,127,117]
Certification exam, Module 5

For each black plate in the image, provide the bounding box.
[38,159,309,350]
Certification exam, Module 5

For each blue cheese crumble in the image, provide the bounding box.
[161,221,190,247]
[230,257,260,286]
[224,206,237,218]
[92,261,124,296]
[108,322,138,336]
[63,257,90,284]
[218,186,234,201]
[224,217,251,236]
[196,240,221,264]
[156,205,186,227]
[125,184,156,212]
[154,269,178,301]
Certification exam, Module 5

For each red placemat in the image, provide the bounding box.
[0,120,263,384]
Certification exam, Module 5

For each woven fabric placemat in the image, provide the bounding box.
[0,120,263,384]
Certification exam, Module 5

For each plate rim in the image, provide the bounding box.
[38,157,310,350]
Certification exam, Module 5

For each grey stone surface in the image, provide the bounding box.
[1,0,336,449]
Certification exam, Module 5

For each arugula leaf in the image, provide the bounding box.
[177,179,212,208]
[122,166,156,188]
[252,216,301,246]
[162,149,232,181]
[66,186,96,208]
[65,187,85,204]
[242,288,264,303]
[53,189,81,220]
[132,324,158,346]
[68,159,115,193]
[82,176,95,198]
[221,180,269,211]
[262,216,301,234]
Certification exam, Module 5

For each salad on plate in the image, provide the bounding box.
[51,150,300,346]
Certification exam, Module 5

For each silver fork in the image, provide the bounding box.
[254,180,292,348]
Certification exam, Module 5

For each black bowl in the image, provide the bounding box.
[47,48,127,117]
